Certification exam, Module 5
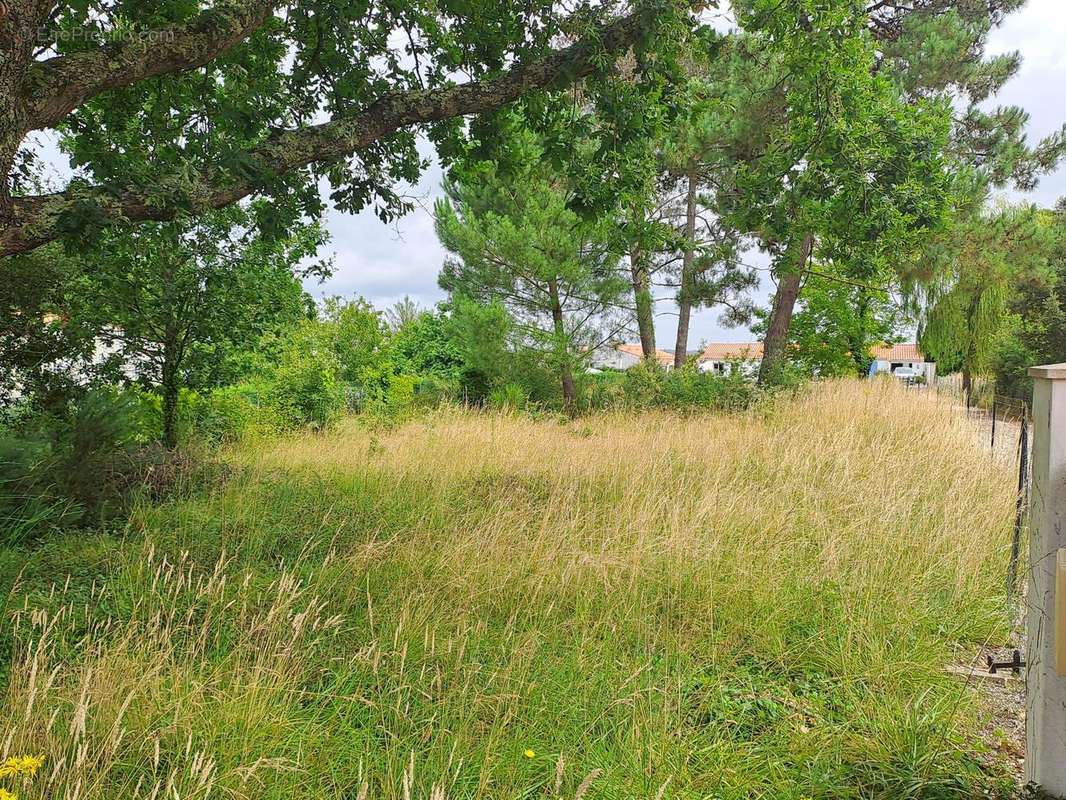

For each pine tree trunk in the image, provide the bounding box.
[629,240,657,359]
[758,233,813,386]
[547,278,575,410]
[962,295,980,404]
[673,160,698,369]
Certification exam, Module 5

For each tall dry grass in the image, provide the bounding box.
[0,380,1018,799]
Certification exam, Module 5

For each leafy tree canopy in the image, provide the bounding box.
[0,0,692,256]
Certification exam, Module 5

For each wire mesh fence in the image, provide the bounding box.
[908,374,1032,598]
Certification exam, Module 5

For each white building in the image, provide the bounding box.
[696,342,764,375]
[591,342,674,370]
[869,343,936,382]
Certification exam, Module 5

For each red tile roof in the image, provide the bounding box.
[871,343,925,362]
[616,343,674,366]
[698,342,764,361]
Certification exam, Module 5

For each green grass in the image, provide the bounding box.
[0,380,1019,799]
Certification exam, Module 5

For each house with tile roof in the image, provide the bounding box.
[696,342,764,376]
[868,343,936,382]
[591,342,675,370]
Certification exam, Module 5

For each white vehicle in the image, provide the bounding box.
[892,366,921,382]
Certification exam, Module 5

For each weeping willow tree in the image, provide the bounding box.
[908,203,1053,395]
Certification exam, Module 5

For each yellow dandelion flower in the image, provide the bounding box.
[0,788,16,800]
[523,749,535,759]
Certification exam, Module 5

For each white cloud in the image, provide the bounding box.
[984,0,1066,209]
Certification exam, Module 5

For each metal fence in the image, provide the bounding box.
[912,375,1033,597]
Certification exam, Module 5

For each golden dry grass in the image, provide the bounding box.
[0,379,1018,799]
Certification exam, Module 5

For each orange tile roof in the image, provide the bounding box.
[616,343,674,366]
[871,343,925,362]
[698,342,764,361]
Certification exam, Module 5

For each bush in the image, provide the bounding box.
[582,371,627,410]
[193,381,282,444]
[391,310,464,381]
[619,361,665,409]
[412,375,459,407]
[594,362,759,412]
[487,382,528,411]
[47,389,161,519]
[0,427,78,544]
[266,322,345,429]
[0,388,195,544]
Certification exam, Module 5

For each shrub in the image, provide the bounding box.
[391,310,464,381]
[320,297,390,384]
[0,427,78,544]
[611,362,758,412]
[47,389,155,520]
[266,323,345,429]
[619,361,665,408]
[582,371,626,411]
[194,381,282,443]
[368,372,418,420]
[0,388,193,544]
[412,375,459,407]
[487,382,528,411]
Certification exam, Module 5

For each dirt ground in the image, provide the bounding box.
[955,646,1026,781]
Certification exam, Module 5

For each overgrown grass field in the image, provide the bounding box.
[0,381,1018,799]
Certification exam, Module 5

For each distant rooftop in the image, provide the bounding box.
[615,343,674,367]
[871,343,925,362]
[698,342,764,361]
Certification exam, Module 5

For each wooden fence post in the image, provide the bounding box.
[1026,364,1066,797]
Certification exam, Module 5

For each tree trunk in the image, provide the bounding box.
[161,328,180,449]
[547,278,575,410]
[0,0,44,218]
[849,290,872,377]
[758,233,813,386]
[674,159,698,369]
[629,238,657,359]
[962,294,980,405]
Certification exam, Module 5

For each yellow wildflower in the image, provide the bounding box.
[0,788,16,800]
[0,756,43,780]
[523,749,535,759]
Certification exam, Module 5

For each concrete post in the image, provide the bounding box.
[1026,363,1066,797]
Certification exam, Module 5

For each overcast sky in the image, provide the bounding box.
[307,0,1066,349]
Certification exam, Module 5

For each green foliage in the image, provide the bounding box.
[587,362,758,412]
[437,111,629,407]
[10,208,323,448]
[318,297,390,386]
[990,205,1066,399]
[773,274,903,378]
[391,308,465,382]
[0,388,179,543]
[190,297,464,435]
[487,382,529,412]
[734,6,952,253]
[264,321,346,430]
[40,0,694,251]
[913,203,1055,386]
[191,382,284,445]
[0,428,80,544]
[0,245,101,405]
